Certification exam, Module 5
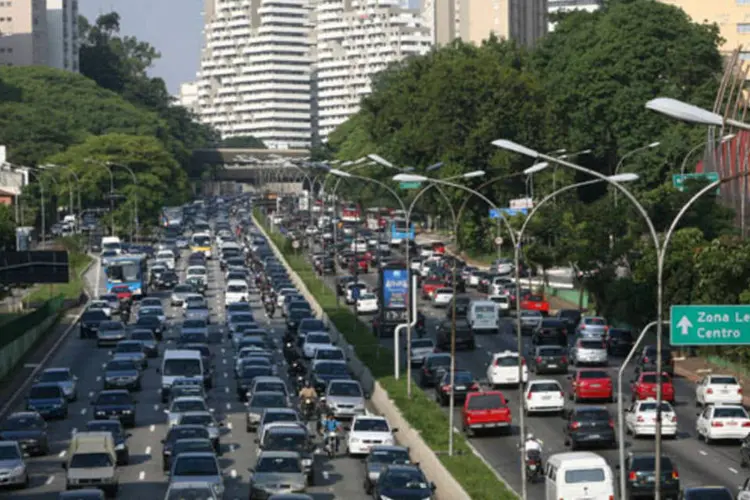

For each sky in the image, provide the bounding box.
[81,0,204,95]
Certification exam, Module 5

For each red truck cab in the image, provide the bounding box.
[571,369,614,402]
[520,293,550,315]
[462,391,512,437]
[631,371,675,403]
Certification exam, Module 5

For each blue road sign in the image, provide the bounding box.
[489,208,528,218]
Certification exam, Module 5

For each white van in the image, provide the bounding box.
[101,236,122,255]
[545,452,614,500]
[468,300,500,334]
[159,349,204,403]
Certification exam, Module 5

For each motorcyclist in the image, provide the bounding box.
[322,412,343,453]
[524,433,543,454]
[264,294,276,317]
[298,380,318,405]
[416,311,426,337]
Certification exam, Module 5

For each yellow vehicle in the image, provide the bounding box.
[190,233,212,258]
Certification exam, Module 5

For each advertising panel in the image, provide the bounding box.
[382,268,408,309]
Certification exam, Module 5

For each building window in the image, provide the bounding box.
[739,23,750,33]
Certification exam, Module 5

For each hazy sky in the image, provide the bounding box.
[81,0,204,95]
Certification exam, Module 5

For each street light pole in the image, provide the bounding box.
[9,167,46,246]
[108,163,138,242]
[679,134,735,175]
[612,142,661,207]
[85,159,115,236]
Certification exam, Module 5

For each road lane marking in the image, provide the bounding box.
[224,372,228,378]
[153,404,160,411]
[230,469,237,479]
[145,446,151,455]
[699,450,708,456]
[88,391,95,398]
[96,376,101,382]
[80,408,87,415]
[230,444,236,453]
[150,424,155,432]
[138,471,145,481]
[227,422,233,430]
[71,428,77,435]
[223,359,227,364]
[730,467,739,474]
[46,475,54,485]
[224,387,229,393]
[221,348,226,354]
[226,403,231,410]
[58,450,66,457]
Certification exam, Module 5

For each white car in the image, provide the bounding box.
[225,280,249,306]
[432,288,454,307]
[523,380,564,415]
[696,374,744,407]
[277,288,298,308]
[345,283,368,304]
[625,399,677,438]
[490,277,513,296]
[165,396,210,427]
[356,293,378,314]
[88,300,112,318]
[487,350,528,387]
[347,415,396,456]
[181,294,204,311]
[409,338,435,366]
[696,404,750,443]
[302,332,332,359]
[350,238,368,253]
[305,226,318,235]
[155,249,176,270]
[488,294,510,314]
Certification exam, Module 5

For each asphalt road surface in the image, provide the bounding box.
[315,234,750,499]
[5,244,371,500]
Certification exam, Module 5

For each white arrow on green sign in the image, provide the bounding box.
[672,172,719,193]
[399,181,422,190]
[670,305,750,345]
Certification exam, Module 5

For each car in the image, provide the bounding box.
[103,359,142,391]
[26,382,68,419]
[301,332,331,359]
[135,315,166,340]
[138,305,167,324]
[171,284,196,306]
[523,379,564,415]
[432,287,454,307]
[96,320,127,347]
[257,425,317,484]
[631,371,675,404]
[323,380,367,419]
[556,308,582,334]
[683,486,733,500]
[356,292,379,314]
[286,304,313,333]
[408,338,435,366]
[0,441,28,488]
[606,328,634,356]
[0,412,49,456]
[696,403,750,443]
[80,309,109,339]
[84,419,131,465]
[248,377,289,402]
[624,399,678,438]
[91,390,137,427]
[570,337,608,366]
[249,451,307,498]
[257,409,301,437]
[519,310,543,335]
[87,300,113,318]
[372,464,436,500]
[310,359,351,394]
[530,345,568,374]
[168,452,224,498]
[312,346,345,362]
[129,329,158,358]
[347,415,397,456]
[36,367,78,401]
[161,425,211,472]
[461,391,511,437]
[175,411,223,454]
[362,445,411,494]
[166,396,210,428]
[564,406,616,450]
[58,489,106,499]
[112,340,148,369]
[570,369,614,403]
[419,353,452,387]
[345,283,368,304]
[695,374,743,406]
[435,319,475,350]
[184,298,211,323]
[624,454,680,499]
[225,280,250,306]
[435,369,478,406]
[575,316,608,338]
[164,480,219,500]
[487,350,528,387]
[246,391,290,432]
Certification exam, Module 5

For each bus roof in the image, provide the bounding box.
[107,255,146,264]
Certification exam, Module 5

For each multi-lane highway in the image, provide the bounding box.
[310,232,750,498]
[4,237,371,499]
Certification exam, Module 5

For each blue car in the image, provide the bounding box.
[373,464,436,500]
[26,383,68,419]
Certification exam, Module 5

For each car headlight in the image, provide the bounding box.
[11,465,25,476]
[122,409,132,414]
[350,437,360,443]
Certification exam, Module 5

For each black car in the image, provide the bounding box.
[156,270,179,289]
[363,446,412,494]
[258,425,317,484]
[435,319,475,350]
[80,309,108,339]
[531,346,569,374]
[297,318,328,337]
[91,390,137,427]
[161,425,211,471]
[419,353,452,387]
[237,365,274,400]
[58,490,105,499]
[287,306,313,333]
[187,252,207,266]
[607,328,635,356]
[556,309,582,335]
[0,411,48,456]
[564,406,615,450]
[310,361,351,394]
[372,464,436,500]
[635,345,674,376]
[679,487,733,500]
[446,295,472,319]
[171,437,215,465]
[85,419,131,465]
[134,315,165,341]
[623,454,680,499]
[435,370,477,406]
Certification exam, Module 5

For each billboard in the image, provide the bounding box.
[0,251,69,284]
[382,268,408,309]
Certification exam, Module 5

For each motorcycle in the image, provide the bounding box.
[284,342,300,364]
[324,431,339,458]
[301,398,317,421]
[525,449,543,483]
[265,300,275,318]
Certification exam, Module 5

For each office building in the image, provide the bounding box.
[177,82,200,114]
[425,0,547,47]
[548,0,601,31]
[196,0,313,149]
[316,0,431,140]
[46,0,78,71]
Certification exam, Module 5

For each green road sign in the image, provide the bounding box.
[672,172,719,193]
[670,305,750,345]
[399,182,422,190]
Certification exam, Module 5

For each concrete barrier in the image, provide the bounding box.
[253,215,472,500]
[0,314,60,381]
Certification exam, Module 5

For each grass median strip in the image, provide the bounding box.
[255,211,518,500]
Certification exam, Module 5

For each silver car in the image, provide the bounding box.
[0,441,28,488]
[323,380,366,419]
[409,338,435,366]
[112,340,148,369]
[129,330,158,358]
[140,297,163,309]
[248,377,289,402]
[246,392,289,432]
[181,319,210,338]
[576,316,609,339]
[166,397,210,428]
[519,310,543,334]
[36,367,78,401]
[96,320,127,347]
[171,284,196,306]
[184,300,211,323]
[138,306,166,324]
[570,338,608,366]
[169,452,224,499]
[249,451,306,498]
[175,411,223,454]
[164,481,218,500]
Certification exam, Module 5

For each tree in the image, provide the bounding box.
[217,136,266,149]
[0,204,15,250]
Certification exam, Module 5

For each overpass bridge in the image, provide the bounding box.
[191,148,312,184]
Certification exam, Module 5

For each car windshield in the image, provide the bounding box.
[29,386,62,399]
[495,356,518,367]
[250,394,287,407]
[82,310,107,321]
[630,456,674,471]
[265,433,307,452]
[116,343,142,353]
[187,302,207,310]
[445,372,473,384]
[106,360,137,371]
[329,382,362,397]
[529,382,561,392]
[639,402,673,412]
[172,401,207,413]
[412,340,433,349]
[227,285,247,293]
[641,374,671,384]
[173,440,213,456]
[70,452,113,468]
[180,414,214,426]
[173,456,218,476]
[382,470,428,489]
[182,320,207,329]
[353,419,389,432]
[579,371,609,380]
[575,409,610,421]
[713,407,748,418]
[164,359,202,376]
[255,382,286,394]
[2,415,44,430]
[140,309,161,317]
[683,489,733,500]
[187,268,206,275]
[131,332,154,342]
[584,318,606,325]
[168,428,209,442]
[579,340,604,349]
[314,362,348,375]
[264,413,297,425]
[538,347,564,356]
[99,322,123,331]
[467,394,504,410]
[95,393,131,405]
[369,448,410,464]
[428,356,451,367]
[256,456,301,473]
[315,349,344,360]
[39,370,70,382]
[230,314,254,324]
[307,334,330,344]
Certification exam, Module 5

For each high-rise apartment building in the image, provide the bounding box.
[548,0,601,31]
[425,0,547,48]
[0,0,77,71]
[315,0,431,140]
[196,0,313,149]
[178,82,200,114]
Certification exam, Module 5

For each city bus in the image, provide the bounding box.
[389,219,415,246]
[341,204,361,223]
[366,207,392,231]
[190,232,212,259]
[105,255,148,297]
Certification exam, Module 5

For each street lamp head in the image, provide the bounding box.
[648,142,661,148]
[492,139,541,159]
[645,97,723,127]
[462,170,485,179]
[355,157,368,164]
[607,173,639,183]
[523,162,549,175]
[329,168,352,178]
[392,173,427,182]
[367,154,393,168]
[551,148,567,155]
[426,162,444,172]
[341,161,354,167]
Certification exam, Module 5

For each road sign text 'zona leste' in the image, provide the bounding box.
[670,305,750,345]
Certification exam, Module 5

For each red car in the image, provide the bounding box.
[570,369,614,402]
[348,254,369,274]
[431,241,446,254]
[110,284,132,301]
[631,371,675,403]
[462,391,511,437]
[421,277,444,299]
[520,293,550,315]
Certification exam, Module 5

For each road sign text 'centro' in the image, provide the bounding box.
[670,305,750,345]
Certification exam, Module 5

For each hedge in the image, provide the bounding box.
[255,210,518,500]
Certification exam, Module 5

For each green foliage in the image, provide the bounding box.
[255,210,517,500]
[0,204,15,250]
[217,136,267,149]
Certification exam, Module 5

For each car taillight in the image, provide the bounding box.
[671,416,677,422]
[628,471,636,481]
[442,385,451,392]
[672,470,679,479]
[522,359,526,366]
[561,356,568,364]
[570,421,581,430]
[608,419,614,428]
[712,421,724,427]
[743,422,750,427]
[470,383,479,391]
[706,388,713,394]
[637,416,644,422]
[527,392,533,400]
[740,388,744,394]
[536,356,542,363]
[644,357,649,363]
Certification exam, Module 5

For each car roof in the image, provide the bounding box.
[258,450,301,459]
